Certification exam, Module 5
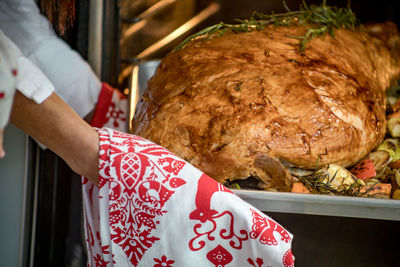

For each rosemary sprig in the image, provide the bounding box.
[298,169,378,197]
[175,0,358,52]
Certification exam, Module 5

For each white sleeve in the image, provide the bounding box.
[0,0,102,118]
[0,30,17,129]
[0,29,55,104]
[16,56,55,103]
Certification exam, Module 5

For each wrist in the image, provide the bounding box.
[68,127,99,185]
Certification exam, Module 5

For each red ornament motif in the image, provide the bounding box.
[0,91,4,99]
[101,245,111,255]
[138,180,174,208]
[158,157,185,175]
[94,253,109,267]
[249,209,291,246]
[282,249,295,267]
[207,245,233,267]
[88,183,95,206]
[169,177,186,188]
[100,131,187,266]
[86,219,95,247]
[247,257,264,267]
[189,174,248,252]
[105,102,126,128]
[135,211,157,229]
[12,68,17,76]
[98,162,110,188]
[98,130,111,189]
[153,255,175,267]
[189,174,233,223]
[109,180,122,202]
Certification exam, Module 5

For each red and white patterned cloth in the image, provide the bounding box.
[82,128,295,267]
[91,83,128,132]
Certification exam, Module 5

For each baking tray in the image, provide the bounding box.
[234,190,400,221]
[129,60,400,221]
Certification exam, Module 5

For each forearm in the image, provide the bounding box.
[10,91,99,184]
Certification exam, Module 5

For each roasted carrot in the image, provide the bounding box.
[359,183,392,197]
[291,182,310,194]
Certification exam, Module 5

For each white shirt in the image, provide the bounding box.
[0,30,17,129]
[0,28,56,127]
[0,0,102,117]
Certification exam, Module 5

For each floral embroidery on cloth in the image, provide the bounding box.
[91,83,128,132]
[82,128,294,266]
[153,255,174,267]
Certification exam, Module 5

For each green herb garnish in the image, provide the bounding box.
[298,169,377,197]
[175,0,358,52]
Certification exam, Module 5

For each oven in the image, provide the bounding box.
[1,0,400,266]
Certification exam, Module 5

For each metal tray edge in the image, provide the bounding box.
[234,190,400,221]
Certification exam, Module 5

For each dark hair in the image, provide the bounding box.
[39,0,76,35]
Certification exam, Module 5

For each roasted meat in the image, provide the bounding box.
[132,22,400,191]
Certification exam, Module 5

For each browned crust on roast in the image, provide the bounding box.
[132,24,400,191]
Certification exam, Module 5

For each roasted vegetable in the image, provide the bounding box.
[321,164,365,190]
[291,182,310,194]
[350,158,376,181]
[396,170,400,187]
[388,117,400,137]
[359,183,392,199]
[367,150,390,177]
[389,159,400,169]
[377,138,400,163]
[365,178,380,186]
[392,189,400,199]
[390,170,400,194]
